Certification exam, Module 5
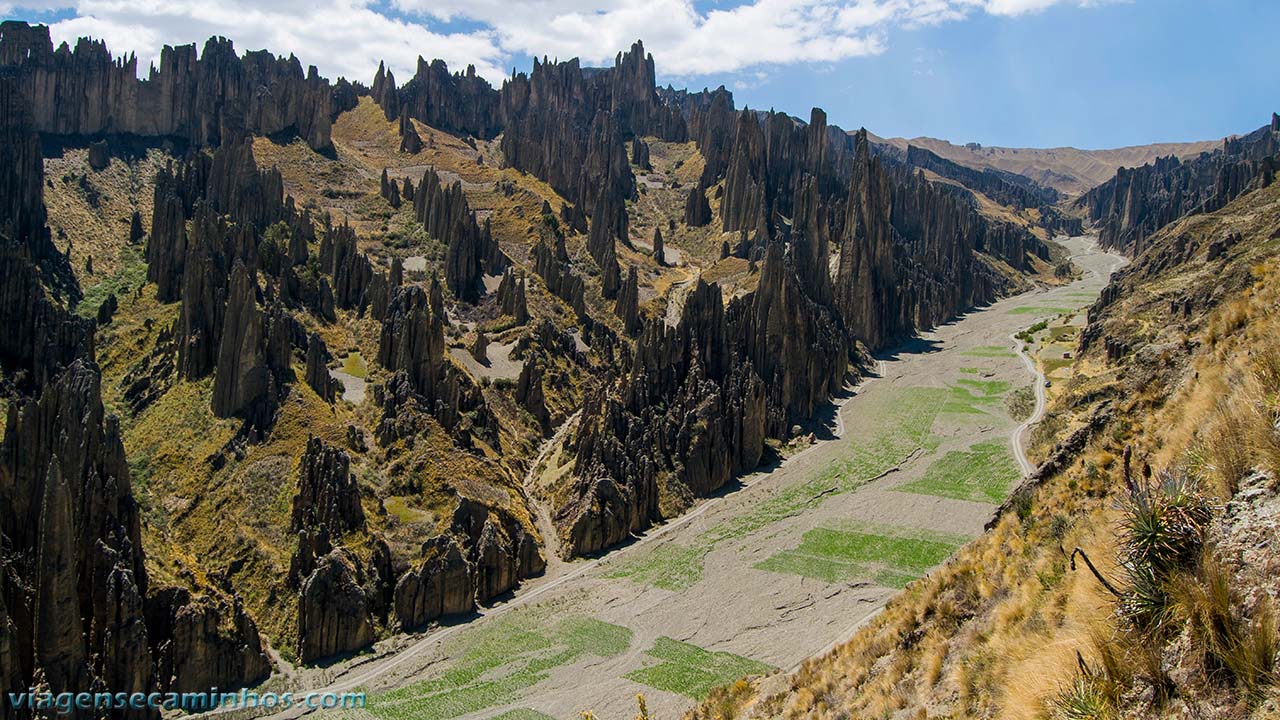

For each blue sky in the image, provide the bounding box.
[690,0,1280,148]
[5,0,1277,149]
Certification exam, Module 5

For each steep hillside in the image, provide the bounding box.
[692,164,1280,720]
[873,133,1226,198]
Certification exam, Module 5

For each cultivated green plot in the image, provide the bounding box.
[604,543,708,591]
[604,387,953,592]
[940,379,1009,416]
[959,366,984,375]
[754,522,967,588]
[1007,306,1074,315]
[623,637,772,700]
[961,345,1016,358]
[896,440,1020,504]
[366,614,631,720]
[488,709,557,720]
[956,378,1010,396]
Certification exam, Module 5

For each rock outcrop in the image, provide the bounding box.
[683,177,713,227]
[380,168,402,209]
[614,265,640,334]
[516,358,551,434]
[531,237,587,318]
[305,332,336,403]
[562,279,769,555]
[415,167,508,301]
[297,550,375,663]
[496,267,530,324]
[371,61,399,122]
[0,21,334,150]
[400,58,501,139]
[146,588,271,695]
[631,136,651,170]
[652,226,666,265]
[209,263,292,430]
[1076,119,1279,254]
[587,193,624,299]
[398,109,423,154]
[392,499,544,631]
[499,52,640,235]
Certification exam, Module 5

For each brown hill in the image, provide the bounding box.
[872,132,1225,197]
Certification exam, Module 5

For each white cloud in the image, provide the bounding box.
[36,0,506,84]
[7,0,1117,85]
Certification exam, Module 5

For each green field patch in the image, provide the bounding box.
[341,351,369,379]
[604,543,708,591]
[940,381,1006,416]
[896,440,1020,504]
[1042,356,1074,375]
[76,245,147,319]
[754,522,966,587]
[961,345,1015,358]
[1007,306,1073,316]
[607,387,951,591]
[956,378,1011,396]
[1048,325,1080,342]
[368,614,631,720]
[624,637,772,700]
[959,366,983,375]
[489,710,556,720]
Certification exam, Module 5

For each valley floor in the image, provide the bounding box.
[258,237,1122,720]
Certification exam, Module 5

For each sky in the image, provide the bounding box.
[3,0,1276,149]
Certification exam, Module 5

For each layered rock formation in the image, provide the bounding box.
[0,21,334,150]
[904,144,1058,208]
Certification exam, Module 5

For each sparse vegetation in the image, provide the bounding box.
[1006,385,1036,421]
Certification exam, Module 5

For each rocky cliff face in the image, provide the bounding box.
[0,21,334,151]
[415,167,508,301]
[1076,119,1279,254]
[0,82,268,704]
[905,144,1058,208]
[288,438,387,663]
[498,50,644,243]
[562,279,769,555]
[210,263,293,431]
[2,362,153,702]
[400,58,501,139]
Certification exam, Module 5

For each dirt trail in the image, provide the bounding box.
[258,237,1123,720]
[522,410,580,574]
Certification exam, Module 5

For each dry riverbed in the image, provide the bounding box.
[265,237,1121,720]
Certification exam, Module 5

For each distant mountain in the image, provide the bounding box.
[871,132,1225,197]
